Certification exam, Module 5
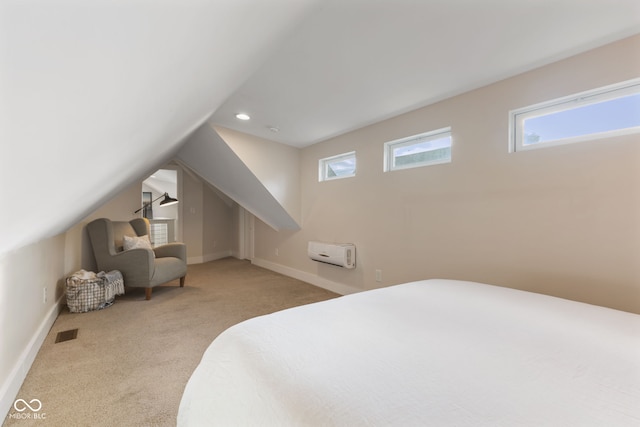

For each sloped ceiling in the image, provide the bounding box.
[211,0,640,147]
[0,0,318,256]
[177,124,300,231]
[1,0,639,256]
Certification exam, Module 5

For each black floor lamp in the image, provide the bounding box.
[134,193,178,215]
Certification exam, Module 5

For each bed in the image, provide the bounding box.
[178,279,640,426]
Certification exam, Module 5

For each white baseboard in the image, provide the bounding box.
[187,250,232,265]
[251,258,361,296]
[1,295,63,420]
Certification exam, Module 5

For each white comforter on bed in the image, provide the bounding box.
[178,279,640,426]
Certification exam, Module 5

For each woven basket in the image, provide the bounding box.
[65,270,123,313]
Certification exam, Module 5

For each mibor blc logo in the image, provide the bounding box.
[8,398,46,420]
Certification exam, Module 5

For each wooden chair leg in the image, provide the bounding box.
[180,276,186,287]
[145,287,152,300]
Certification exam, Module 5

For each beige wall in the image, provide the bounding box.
[64,180,144,273]
[254,34,640,314]
[216,126,302,224]
[63,163,236,271]
[1,162,237,415]
[231,204,243,258]
[203,184,235,261]
[182,172,205,262]
[2,170,154,415]
[0,234,66,416]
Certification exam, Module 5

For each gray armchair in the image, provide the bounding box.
[86,217,187,300]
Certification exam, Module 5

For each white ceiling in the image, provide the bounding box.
[143,169,177,197]
[1,0,639,256]
[0,0,318,255]
[210,0,640,148]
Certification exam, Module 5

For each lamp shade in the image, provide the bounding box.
[159,193,178,207]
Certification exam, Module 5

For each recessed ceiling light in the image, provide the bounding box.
[235,113,250,121]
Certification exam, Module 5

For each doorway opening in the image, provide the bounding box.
[142,168,180,246]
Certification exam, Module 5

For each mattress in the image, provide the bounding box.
[178,279,640,426]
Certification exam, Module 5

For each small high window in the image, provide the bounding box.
[384,127,452,172]
[510,78,640,152]
[319,151,356,181]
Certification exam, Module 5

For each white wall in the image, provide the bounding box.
[253,34,640,314]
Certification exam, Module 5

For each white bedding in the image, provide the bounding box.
[178,279,640,426]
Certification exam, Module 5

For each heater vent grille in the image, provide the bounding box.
[55,329,78,343]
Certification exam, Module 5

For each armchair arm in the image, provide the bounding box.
[154,242,187,262]
[102,248,155,288]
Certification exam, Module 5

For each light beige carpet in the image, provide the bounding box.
[4,258,338,426]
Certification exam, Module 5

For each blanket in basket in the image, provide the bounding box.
[66,269,125,313]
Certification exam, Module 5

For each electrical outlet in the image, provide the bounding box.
[275,248,279,256]
[375,269,382,282]
[43,287,47,304]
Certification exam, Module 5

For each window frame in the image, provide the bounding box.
[383,127,452,172]
[509,78,640,152]
[318,151,357,182]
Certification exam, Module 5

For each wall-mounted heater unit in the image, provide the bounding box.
[308,241,356,269]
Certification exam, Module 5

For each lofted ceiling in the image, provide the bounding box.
[211,0,640,147]
[1,0,639,256]
[0,0,318,255]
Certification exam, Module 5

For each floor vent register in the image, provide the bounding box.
[55,329,78,343]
